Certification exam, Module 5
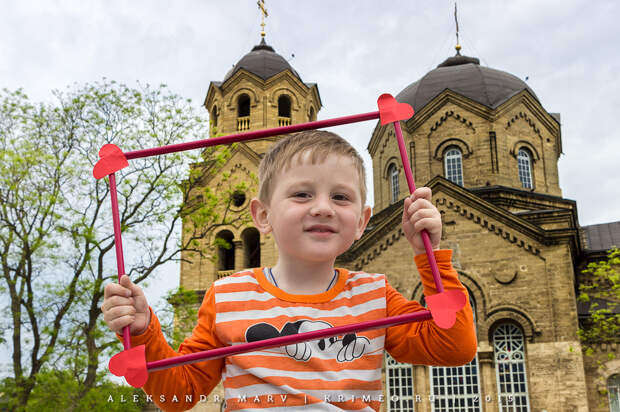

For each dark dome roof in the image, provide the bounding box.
[223,38,301,82]
[396,54,538,113]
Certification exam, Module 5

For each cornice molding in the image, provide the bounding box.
[506,111,542,138]
[263,71,311,96]
[404,90,493,132]
[428,110,476,137]
[220,69,311,98]
[198,143,260,187]
[433,137,473,160]
[482,304,542,343]
[377,129,393,156]
[267,86,302,110]
[224,87,260,111]
[495,90,560,136]
[382,155,403,178]
[204,82,220,110]
[510,140,541,161]
[338,201,404,267]
[437,197,542,257]
[368,121,388,157]
[342,179,583,268]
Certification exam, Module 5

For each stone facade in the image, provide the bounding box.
[171,44,618,412]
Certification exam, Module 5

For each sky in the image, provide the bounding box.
[2,0,620,373]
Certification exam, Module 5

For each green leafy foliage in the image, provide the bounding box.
[0,81,253,407]
[577,247,620,357]
[0,370,145,411]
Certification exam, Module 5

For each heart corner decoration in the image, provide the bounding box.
[377,93,415,125]
[425,289,467,329]
[109,344,148,388]
[98,93,468,388]
[93,143,129,179]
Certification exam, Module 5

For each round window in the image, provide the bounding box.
[231,191,246,207]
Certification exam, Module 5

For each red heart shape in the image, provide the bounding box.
[425,289,467,329]
[92,144,128,179]
[377,93,414,125]
[108,345,148,388]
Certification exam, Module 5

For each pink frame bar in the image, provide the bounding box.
[124,111,380,160]
[108,173,132,349]
[148,311,432,371]
[392,122,443,292]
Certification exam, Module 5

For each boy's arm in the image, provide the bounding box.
[118,286,224,412]
[384,250,477,366]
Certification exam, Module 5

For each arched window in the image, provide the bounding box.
[278,95,291,117]
[237,94,250,117]
[517,149,533,189]
[309,106,316,122]
[444,147,464,186]
[277,95,291,126]
[237,94,250,131]
[385,352,415,411]
[242,228,261,269]
[388,164,399,204]
[211,105,218,127]
[215,230,235,271]
[493,323,531,411]
[608,374,620,412]
[428,293,481,411]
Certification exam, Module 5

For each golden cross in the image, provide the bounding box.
[257,0,268,38]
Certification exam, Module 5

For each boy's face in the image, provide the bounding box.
[251,152,372,265]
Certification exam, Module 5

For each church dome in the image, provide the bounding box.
[396,54,538,113]
[223,38,301,82]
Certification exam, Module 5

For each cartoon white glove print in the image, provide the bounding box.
[337,333,371,362]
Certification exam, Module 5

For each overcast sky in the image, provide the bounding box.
[2,0,619,371]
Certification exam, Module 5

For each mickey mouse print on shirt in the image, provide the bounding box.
[245,320,370,362]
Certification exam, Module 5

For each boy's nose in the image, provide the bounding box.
[309,196,334,217]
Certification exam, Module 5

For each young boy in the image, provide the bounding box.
[102,130,477,411]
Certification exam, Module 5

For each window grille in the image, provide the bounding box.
[608,374,620,412]
[517,149,533,189]
[429,294,481,412]
[493,323,531,411]
[429,362,482,412]
[385,352,416,411]
[444,148,463,186]
[389,164,400,204]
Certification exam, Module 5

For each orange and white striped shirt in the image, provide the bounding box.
[128,250,477,412]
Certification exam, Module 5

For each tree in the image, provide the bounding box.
[0,81,252,409]
[577,246,620,356]
[0,369,146,411]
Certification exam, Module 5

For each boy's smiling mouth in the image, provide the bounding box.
[305,224,337,233]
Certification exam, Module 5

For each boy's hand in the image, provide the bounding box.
[402,187,442,256]
[102,275,151,336]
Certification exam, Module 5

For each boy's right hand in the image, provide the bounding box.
[102,275,151,336]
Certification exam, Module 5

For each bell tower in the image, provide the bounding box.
[203,1,321,155]
[181,6,321,293]
[203,37,321,155]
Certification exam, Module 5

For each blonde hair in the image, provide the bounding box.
[258,130,367,205]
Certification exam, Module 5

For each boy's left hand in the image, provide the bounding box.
[402,187,442,256]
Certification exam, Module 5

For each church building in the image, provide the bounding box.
[178,32,620,412]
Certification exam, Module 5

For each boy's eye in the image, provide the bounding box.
[333,194,350,201]
[293,192,311,198]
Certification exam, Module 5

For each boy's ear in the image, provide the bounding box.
[355,205,372,240]
[250,197,272,234]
